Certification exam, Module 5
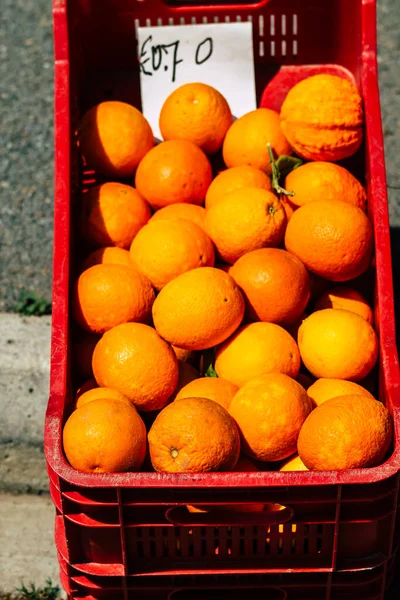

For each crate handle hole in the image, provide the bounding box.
[166,503,294,526]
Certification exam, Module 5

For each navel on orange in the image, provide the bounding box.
[148,397,240,473]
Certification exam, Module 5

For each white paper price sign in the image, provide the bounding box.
[138,22,257,140]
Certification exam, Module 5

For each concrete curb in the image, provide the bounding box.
[0,442,49,494]
[0,313,51,446]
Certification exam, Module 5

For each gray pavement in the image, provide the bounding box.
[0,0,399,312]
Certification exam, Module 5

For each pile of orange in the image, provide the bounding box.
[64,77,392,476]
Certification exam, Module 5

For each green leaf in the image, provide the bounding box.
[275,155,303,179]
[202,348,218,378]
[267,143,302,197]
[204,364,218,378]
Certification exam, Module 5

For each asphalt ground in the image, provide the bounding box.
[0,0,399,312]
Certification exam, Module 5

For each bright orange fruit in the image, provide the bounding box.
[92,322,179,412]
[152,267,245,350]
[171,345,198,365]
[297,395,392,470]
[81,183,151,250]
[175,377,239,410]
[148,397,240,472]
[150,203,206,230]
[280,75,363,161]
[130,219,214,290]
[205,188,286,264]
[285,199,373,282]
[223,108,291,174]
[307,378,375,406]
[78,101,154,178]
[279,454,308,472]
[205,166,272,209]
[298,309,378,381]
[81,247,132,271]
[72,264,155,333]
[75,387,131,409]
[285,162,367,211]
[314,286,373,324]
[135,140,212,210]
[229,373,312,462]
[229,248,310,325]
[159,83,233,154]
[215,322,301,388]
[63,398,147,472]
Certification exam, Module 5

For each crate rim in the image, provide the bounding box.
[46,0,400,490]
[45,397,400,487]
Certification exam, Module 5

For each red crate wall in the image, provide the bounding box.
[59,552,396,600]
[48,0,400,596]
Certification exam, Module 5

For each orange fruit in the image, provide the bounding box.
[215,322,301,388]
[72,330,100,379]
[298,309,378,381]
[153,267,245,350]
[135,140,212,210]
[81,183,151,250]
[159,83,233,155]
[148,397,240,472]
[297,395,392,470]
[130,219,214,290]
[205,166,272,209]
[92,322,179,411]
[63,399,147,473]
[78,101,154,178]
[307,378,375,407]
[171,361,200,401]
[205,188,286,264]
[284,162,367,211]
[229,373,312,461]
[314,286,373,324]
[75,378,97,399]
[175,377,238,410]
[72,264,155,333]
[281,196,297,221]
[76,387,131,409]
[171,345,198,365]
[150,203,206,230]
[280,75,363,162]
[81,247,132,271]
[285,199,373,281]
[223,108,291,174]
[279,454,308,472]
[230,248,310,325]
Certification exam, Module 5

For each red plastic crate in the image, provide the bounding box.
[46,0,400,595]
[59,550,397,600]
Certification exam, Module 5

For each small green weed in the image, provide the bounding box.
[0,579,60,600]
[15,292,51,316]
